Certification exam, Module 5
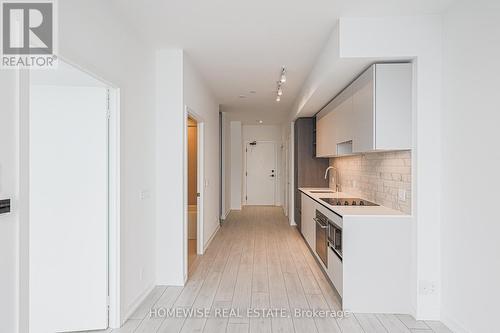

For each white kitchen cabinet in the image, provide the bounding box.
[316,63,412,157]
[299,188,412,314]
[351,66,375,153]
[328,247,343,298]
[316,86,353,157]
[300,193,315,250]
[333,86,354,146]
[372,63,412,150]
[315,110,334,157]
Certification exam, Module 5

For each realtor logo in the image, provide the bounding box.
[1,0,57,68]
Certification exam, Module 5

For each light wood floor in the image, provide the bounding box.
[188,239,197,271]
[106,206,453,333]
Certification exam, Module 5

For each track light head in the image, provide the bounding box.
[280,68,286,83]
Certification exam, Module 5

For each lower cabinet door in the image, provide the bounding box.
[300,194,309,246]
[328,247,343,298]
[300,194,309,241]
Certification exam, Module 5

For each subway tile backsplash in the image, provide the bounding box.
[329,150,412,214]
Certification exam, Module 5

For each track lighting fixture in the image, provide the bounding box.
[280,67,286,83]
[275,66,286,102]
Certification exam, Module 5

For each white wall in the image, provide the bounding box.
[242,125,283,142]
[0,70,18,333]
[183,55,220,252]
[222,113,231,218]
[156,50,220,285]
[0,1,158,329]
[286,122,295,224]
[242,125,284,206]
[280,125,289,217]
[156,49,184,285]
[229,121,242,210]
[441,1,500,332]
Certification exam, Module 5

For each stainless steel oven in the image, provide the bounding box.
[314,210,329,267]
[328,220,342,260]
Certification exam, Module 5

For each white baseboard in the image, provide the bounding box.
[121,283,155,326]
[441,311,471,333]
[204,224,220,252]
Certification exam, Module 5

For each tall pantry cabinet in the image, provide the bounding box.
[294,118,329,230]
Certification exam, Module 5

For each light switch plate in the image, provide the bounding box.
[140,190,150,200]
[419,280,437,295]
[398,189,406,202]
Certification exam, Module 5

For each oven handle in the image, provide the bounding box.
[314,217,328,229]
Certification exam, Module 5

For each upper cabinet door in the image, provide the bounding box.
[316,86,354,157]
[374,63,412,150]
[315,63,412,156]
[332,85,354,146]
[352,66,375,153]
[316,101,338,157]
[316,111,335,157]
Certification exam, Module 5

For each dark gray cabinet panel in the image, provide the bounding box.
[294,118,329,231]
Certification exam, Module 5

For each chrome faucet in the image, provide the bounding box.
[324,166,341,192]
[324,166,334,180]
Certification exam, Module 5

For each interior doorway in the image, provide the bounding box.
[245,141,277,205]
[184,107,205,280]
[187,116,198,270]
[28,60,119,332]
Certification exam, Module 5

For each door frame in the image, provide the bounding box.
[243,140,277,206]
[183,106,205,281]
[18,57,121,330]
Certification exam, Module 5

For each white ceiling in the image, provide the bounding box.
[111,0,453,123]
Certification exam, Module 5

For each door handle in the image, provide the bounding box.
[269,174,275,177]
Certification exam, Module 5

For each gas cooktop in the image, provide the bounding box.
[320,197,378,206]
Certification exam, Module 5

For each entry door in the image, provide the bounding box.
[245,141,276,205]
[29,84,108,332]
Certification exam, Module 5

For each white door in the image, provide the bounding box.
[245,141,276,205]
[30,78,109,331]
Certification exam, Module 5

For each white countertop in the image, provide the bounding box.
[299,187,410,217]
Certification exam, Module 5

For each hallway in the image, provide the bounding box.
[113,207,450,333]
